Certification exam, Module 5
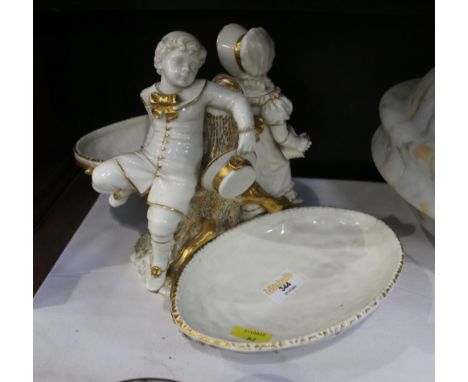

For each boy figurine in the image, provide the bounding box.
[92,31,256,292]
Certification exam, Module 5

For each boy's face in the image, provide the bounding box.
[160,49,200,89]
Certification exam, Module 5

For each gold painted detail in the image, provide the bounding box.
[75,160,95,175]
[201,148,237,179]
[234,33,246,73]
[247,88,282,106]
[168,219,217,282]
[151,266,163,278]
[212,156,250,192]
[147,201,186,217]
[152,123,171,180]
[228,155,247,170]
[140,150,158,168]
[212,74,242,92]
[150,93,178,105]
[238,182,291,213]
[254,116,265,141]
[114,159,141,195]
[413,144,433,160]
[113,191,122,200]
[238,127,255,134]
[178,80,208,110]
[74,146,104,165]
[149,92,180,121]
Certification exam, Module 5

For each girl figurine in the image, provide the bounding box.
[91,31,256,292]
[217,24,311,219]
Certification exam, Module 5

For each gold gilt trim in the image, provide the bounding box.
[151,265,170,278]
[139,150,158,170]
[151,266,163,277]
[234,33,246,73]
[168,219,217,281]
[201,149,238,181]
[146,201,186,217]
[238,127,255,134]
[212,156,250,192]
[113,191,122,200]
[75,160,95,175]
[175,80,208,111]
[74,146,104,165]
[212,166,232,191]
[149,91,180,121]
[113,159,144,196]
[201,150,258,189]
[150,92,179,105]
[149,122,171,184]
[170,206,405,352]
[212,74,242,92]
[254,116,265,141]
[238,182,291,213]
[149,80,208,121]
[246,88,281,105]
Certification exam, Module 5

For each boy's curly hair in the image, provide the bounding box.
[154,31,207,74]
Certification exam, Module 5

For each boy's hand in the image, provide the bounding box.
[237,130,256,155]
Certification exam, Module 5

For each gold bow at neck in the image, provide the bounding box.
[149,92,180,122]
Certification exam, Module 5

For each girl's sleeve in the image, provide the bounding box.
[261,94,293,124]
[262,93,311,158]
[262,94,293,145]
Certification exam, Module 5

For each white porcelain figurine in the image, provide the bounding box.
[372,68,434,235]
[91,31,256,292]
[216,24,312,219]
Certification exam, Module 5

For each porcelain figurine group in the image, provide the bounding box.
[91,24,311,293]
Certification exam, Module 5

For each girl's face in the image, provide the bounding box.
[160,49,199,89]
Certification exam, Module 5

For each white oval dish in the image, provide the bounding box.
[74,115,148,168]
[172,207,403,352]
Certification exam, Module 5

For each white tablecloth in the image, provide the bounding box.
[34,178,434,382]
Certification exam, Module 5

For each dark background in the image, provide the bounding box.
[34,0,434,291]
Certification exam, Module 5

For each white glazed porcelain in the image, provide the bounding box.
[216,24,311,217]
[200,150,257,198]
[216,24,248,79]
[74,115,149,168]
[372,68,434,235]
[172,207,403,352]
[87,31,256,292]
